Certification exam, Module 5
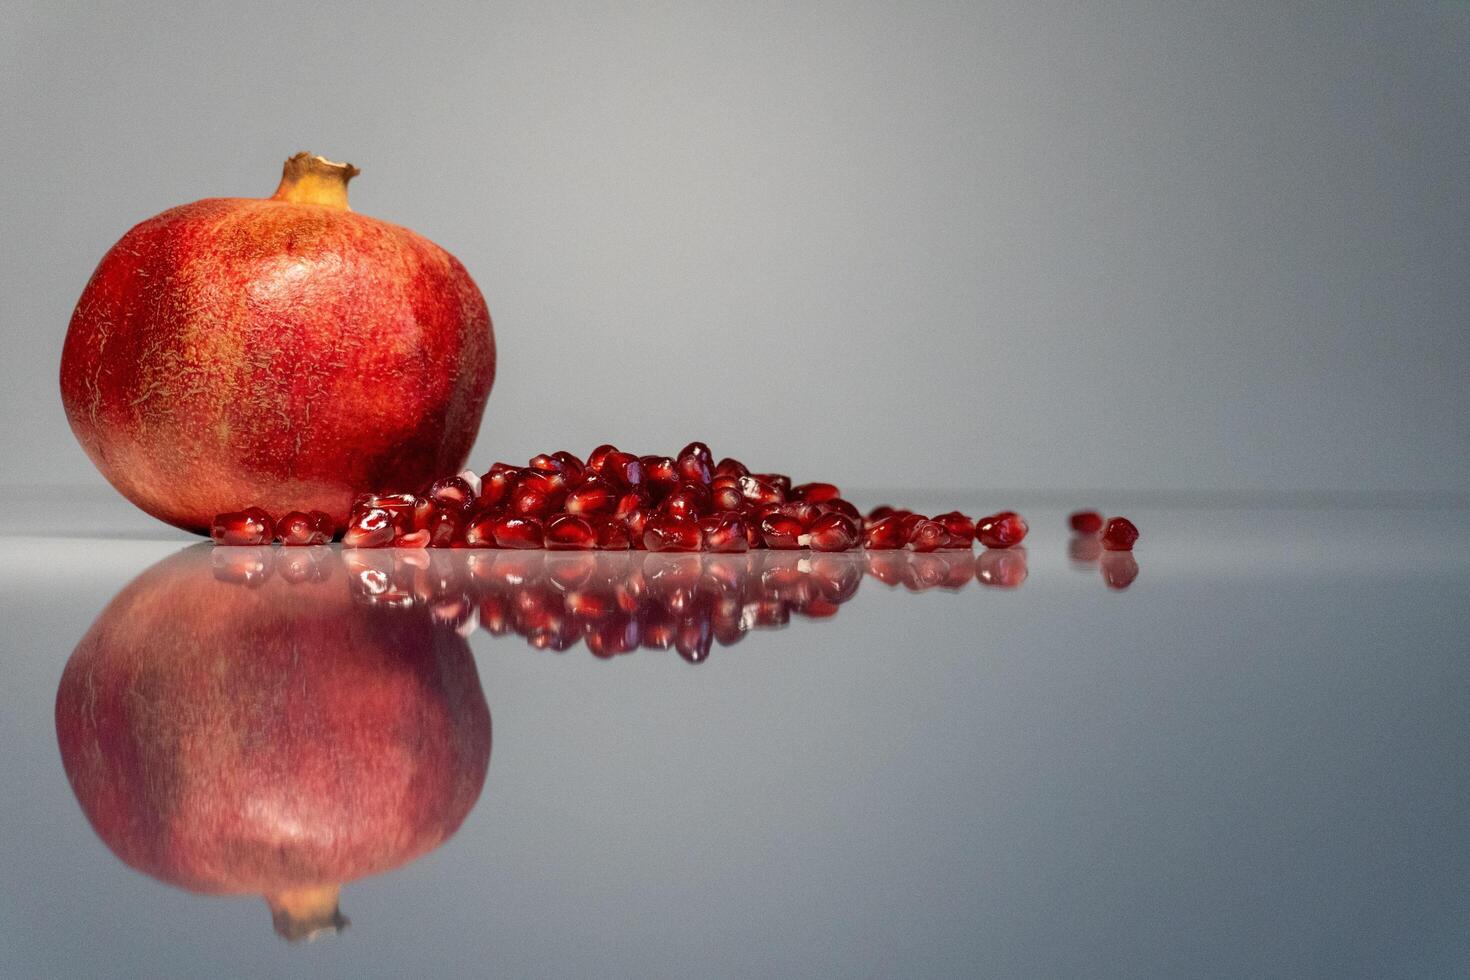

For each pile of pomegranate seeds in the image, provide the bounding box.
[212,443,1061,554]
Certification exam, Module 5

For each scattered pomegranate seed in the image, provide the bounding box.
[545,514,597,550]
[464,510,501,548]
[976,511,1028,549]
[1069,510,1104,534]
[906,520,949,553]
[932,511,976,545]
[275,511,331,546]
[427,476,476,514]
[342,508,395,548]
[792,482,841,503]
[863,515,907,550]
[644,515,702,552]
[759,514,805,550]
[806,513,859,552]
[592,516,632,550]
[1101,516,1139,551]
[565,477,617,515]
[492,515,545,550]
[700,514,751,553]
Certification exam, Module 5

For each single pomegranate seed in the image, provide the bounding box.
[398,529,431,549]
[352,493,417,532]
[478,468,520,508]
[427,476,476,514]
[791,482,841,503]
[210,508,274,546]
[738,475,784,506]
[759,514,805,550]
[342,508,395,548]
[1100,551,1140,588]
[546,514,597,550]
[1069,510,1104,534]
[551,450,585,479]
[510,485,552,518]
[863,515,907,550]
[806,513,859,552]
[818,498,863,525]
[644,515,702,552]
[622,506,653,547]
[585,444,619,473]
[493,515,545,549]
[1101,517,1139,551]
[464,510,502,548]
[976,511,1028,549]
[678,440,713,467]
[275,511,330,546]
[976,548,1028,588]
[602,451,643,488]
[565,477,617,515]
[591,516,632,550]
[713,457,749,478]
[640,456,677,496]
[932,511,976,545]
[660,484,709,520]
[866,504,897,524]
[426,508,463,547]
[528,453,564,474]
[906,520,948,552]
[711,480,744,511]
[897,512,928,539]
[701,514,751,553]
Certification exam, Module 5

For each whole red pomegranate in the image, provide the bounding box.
[54,546,492,940]
[60,153,495,534]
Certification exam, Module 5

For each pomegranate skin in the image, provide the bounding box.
[60,156,495,535]
[54,546,491,938]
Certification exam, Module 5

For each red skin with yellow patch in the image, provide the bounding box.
[60,162,494,535]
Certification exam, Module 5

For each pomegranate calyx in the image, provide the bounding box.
[270,152,360,210]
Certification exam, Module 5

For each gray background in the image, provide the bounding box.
[3,0,1466,498]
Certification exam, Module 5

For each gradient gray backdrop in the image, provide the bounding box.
[3,1,1466,498]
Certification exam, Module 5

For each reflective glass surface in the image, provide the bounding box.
[2,496,1467,978]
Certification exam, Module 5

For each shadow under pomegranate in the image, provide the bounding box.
[53,545,492,941]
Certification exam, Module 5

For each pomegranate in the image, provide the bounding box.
[60,153,495,535]
[1101,516,1140,551]
[976,511,1029,549]
[54,547,491,939]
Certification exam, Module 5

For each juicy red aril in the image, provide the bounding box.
[818,498,863,525]
[659,484,709,520]
[427,476,476,514]
[640,455,677,494]
[1101,516,1139,551]
[711,481,744,512]
[933,511,976,543]
[565,477,617,515]
[622,507,653,547]
[426,508,462,547]
[713,457,749,478]
[211,508,274,546]
[603,451,643,488]
[545,514,597,550]
[976,511,1028,549]
[276,511,330,546]
[352,492,416,532]
[906,520,948,553]
[738,475,784,506]
[1069,510,1104,534]
[675,451,712,486]
[397,529,431,548]
[510,485,552,518]
[644,515,702,552]
[863,515,907,550]
[792,482,841,503]
[343,508,395,548]
[592,516,632,550]
[759,514,805,550]
[677,441,713,468]
[700,514,751,553]
[550,451,585,479]
[464,510,501,548]
[477,468,520,509]
[806,513,859,552]
[493,515,545,549]
[586,444,618,473]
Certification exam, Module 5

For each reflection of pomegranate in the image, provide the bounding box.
[54,546,491,940]
[60,153,495,534]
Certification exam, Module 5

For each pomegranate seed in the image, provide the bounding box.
[678,440,713,467]
[906,520,948,553]
[897,512,928,539]
[759,514,805,550]
[586,444,618,473]
[551,450,585,479]
[510,485,553,518]
[863,515,907,550]
[565,477,617,515]
[622,507,653,547]
[477,468,519,509]
[660,484,709,520]
[426,508,462,547]
[342,508,395,548]
[976,548,1028,588]
[546,514,597,550]
[464,510,502,548]
[932,511,976,545]
[806,513,859,552]
[701,514,751,553]
[1101,517,1139,551]
[791,482,841,503]
[1100,551,1140,588]
[818,498,863,525]
[397,529,431,549]
[603,451,643,488]
[591,516,632,550]
[528,453,563,474]
[711,481,744,512]
[976,511,1028,549]
[640,456,677,496]
[738,475,784,506]
[644,515,702,552]
[713,457,749,478]
[493,515,545,550]
[275,511,329,546]
[867,504,897,522]
[1069,510,1104,534]
[427,476,476,514]
[352,493,417,532]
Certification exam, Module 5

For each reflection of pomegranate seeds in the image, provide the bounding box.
[1101,517,1140,551]
[1100,551,1140,588]
[976,511,1028,549]
[1068,510,1104,534]
[976,548,1028,588]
